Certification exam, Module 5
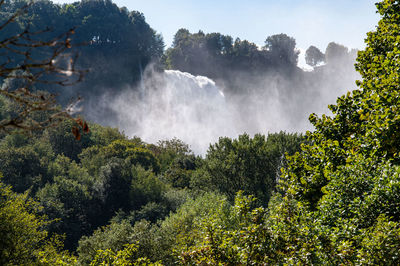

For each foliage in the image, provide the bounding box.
[0,144,44,192]
[36,155,97,250]
[0,0,86,134]
[175,0,400,264]
[2,0,399,264]
[280,0,400,207]
[43,119,93,162]
[80,139,160,176]
[90,243,161,266]
[87,123,126,147]
[193,132,303,204]
[58,0,164,100]
[0,0,164,127]
[78,218,165,264]
[264,33,299,66]
[164,29,301,96]
[179,192,270,265]
[251,0,400,262]
[130,165,166,209]
[77,220,135,264]
[305,45,325,67]
[251,0,400,263]
[0,177,76,265]
[324,42,354,65]
[165,29,300,77]
[150,138,192,170]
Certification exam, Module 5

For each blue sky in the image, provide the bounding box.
[53,0,380,66]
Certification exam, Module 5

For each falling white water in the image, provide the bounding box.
[104,61,359,155]
[110,70,236,154]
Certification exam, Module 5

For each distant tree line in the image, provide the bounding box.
[1,0,358,106]
[0,0,164,103]
[165,30,299,78]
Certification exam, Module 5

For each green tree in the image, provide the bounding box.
[0,145,45,193]
[0,0,86,134]
[87,123,126,147]
[64,0,164,91]
[148,138,192,171]
[264,33,299,66]
[180,1,400,264]
[89,243,161,266]
[36,155,97,250]
[43,119,93,162]
[325,41,350,65]
[129,165,166,210]
[305,45,325,67]
[80,139,160,177]
[155,192,228,264]
[267,0,400,263]
[179,192,270,265]
[148,138,198,189]
[0,177,76,265]
[77,220,135,265]
[193,132,303,204]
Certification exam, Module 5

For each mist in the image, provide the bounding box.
[90,51,359,155]
[107,69,234,153]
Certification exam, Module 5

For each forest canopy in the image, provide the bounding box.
[1,0,400,265]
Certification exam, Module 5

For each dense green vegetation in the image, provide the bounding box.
[175,0,400,264]
[1,0,400,264]
[0,110,303,263]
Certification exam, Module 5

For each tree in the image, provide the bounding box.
[268,0,400,263]
[0,177,76,264]
[156,192,228,264]
[64,0,164,90]
[43,119,93,162]
[264,33,299,66]
[0,145,44,193]
[325,41,349,65]
[205,32,233,57]
[180,0,400,264]
[79,139,160,177]
[179,192,270,265]
[36,155,97,250]
[0,0,87,135]
[77,220,136,264]
[148,138,192,171]
[305,45,325,67]
[193,132,303,204]
[89,243,161,266]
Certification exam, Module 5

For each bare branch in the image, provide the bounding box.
[0,2,88,138]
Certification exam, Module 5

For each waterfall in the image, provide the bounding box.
[111,69,234,154]
[107,65,358,154]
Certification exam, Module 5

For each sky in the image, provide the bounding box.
[52,0,380,67]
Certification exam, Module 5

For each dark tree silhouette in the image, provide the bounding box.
[0,0,87,137]
[305,45,325,67]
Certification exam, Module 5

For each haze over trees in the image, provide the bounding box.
[1,0,400,264]
[1,0,360,136]
[160,28,359,139]
[0,0,164,100]
[305,45,325,67]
